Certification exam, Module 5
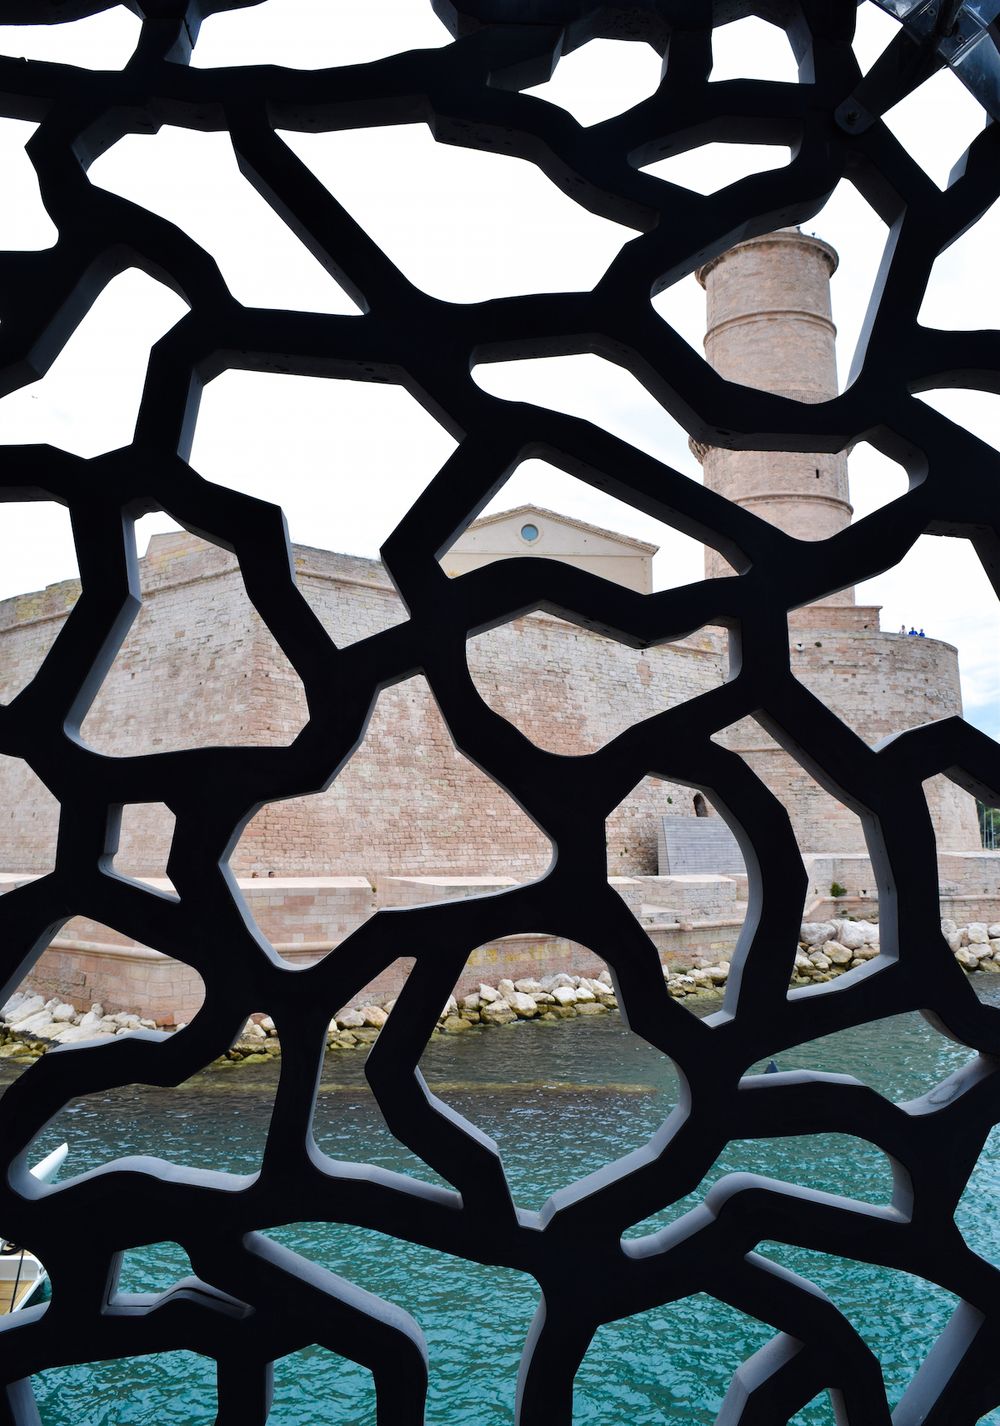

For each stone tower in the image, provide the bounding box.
[696,228,852,600]
[694,229,982,858]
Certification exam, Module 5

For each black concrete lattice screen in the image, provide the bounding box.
[0,2,999,1423]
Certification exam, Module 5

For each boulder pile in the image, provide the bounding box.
[2,919,998,1062]
[0,996,156,1060]
[325,972,619,1051]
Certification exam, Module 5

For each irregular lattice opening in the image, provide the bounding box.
[415,959,668,1212]
[609,780,749,981]
[0,119,56,251]
[0,1159,54,1308]
[650,268,705,357]
[925,773,1000,992]
[33,1351,216,1426]
[956,1120,1000,1259]
[1,970,150,1064]
[469,617,718,759]
[586,1296,773,1421]
[880,65,986,192]
[852,0,901,76]
[112,802,177,884]
[788,1395,837,1426]
[916,388,1000,455]
[89,128,360,315]
[856,532,1000,745]
[440,460,709,592]
[270,1342,375,1426]
[979,798,1000,852]
[134,509,183,555]
[713,718,878,907]
[846,441,910,521]
[710,15,799,84]
[0,755,59,876]
[312,963,445,1190]
[230,869,376,968]
[12,918,206,1028]
[760,1242,964,1415]
[0,269,188,457]
[523,38,662,126]
[267,1223,535,1419]
[80,532,308,755]
[641,142,790,195]
[35,1021,267,1174]
[786,588,991,882]
[0,502,79,694]
[816,179,891,390]
[789,1008,970,1103]
[920,192,1000,331]
[472,354,700,472]
[112,1241,196,1295]
[622,1121,895,1248]
[193,0,451,69]
[0,6,140,69]
[233,673,551,884]
[191,370,456,641]
[279,125,636,302]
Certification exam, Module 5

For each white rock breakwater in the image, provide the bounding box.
[0,998,157,1060]
[2,918,998,1062]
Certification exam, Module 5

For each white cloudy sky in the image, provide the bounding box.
[0,0,997,737]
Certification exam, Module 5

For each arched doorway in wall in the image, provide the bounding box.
[693,793,709,817]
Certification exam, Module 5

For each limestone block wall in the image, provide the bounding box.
[723,622,981,854]
[0,535,724,882]
[0,529,980,887]
[236,543,726,880]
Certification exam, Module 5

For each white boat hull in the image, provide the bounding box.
[0,1142,68,1314]
[0,1250,46,1313]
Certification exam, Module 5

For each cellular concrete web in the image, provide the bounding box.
[0,4,1000,1426]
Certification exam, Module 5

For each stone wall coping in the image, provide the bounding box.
[119,875,373,892]
[653,873,737,885]
[49,935,337,962]
[50,937,170,963]
[237,876,373,890]
[382,875,519,887]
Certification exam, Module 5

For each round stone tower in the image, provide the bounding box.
[695,228,982,864]
[696,228,853,602]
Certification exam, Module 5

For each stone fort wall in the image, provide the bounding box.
[0,527,987,1025]
[0,532,727,882]
[0,528,982,891]
[721,606,980,854]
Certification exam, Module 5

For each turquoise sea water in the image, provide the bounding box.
[9,986,1000,1425]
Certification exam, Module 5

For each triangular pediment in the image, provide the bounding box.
[456,505,658,557]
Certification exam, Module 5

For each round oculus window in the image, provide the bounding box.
[520,523,540,543]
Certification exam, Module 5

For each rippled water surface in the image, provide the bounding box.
[9,984,1000,1425]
